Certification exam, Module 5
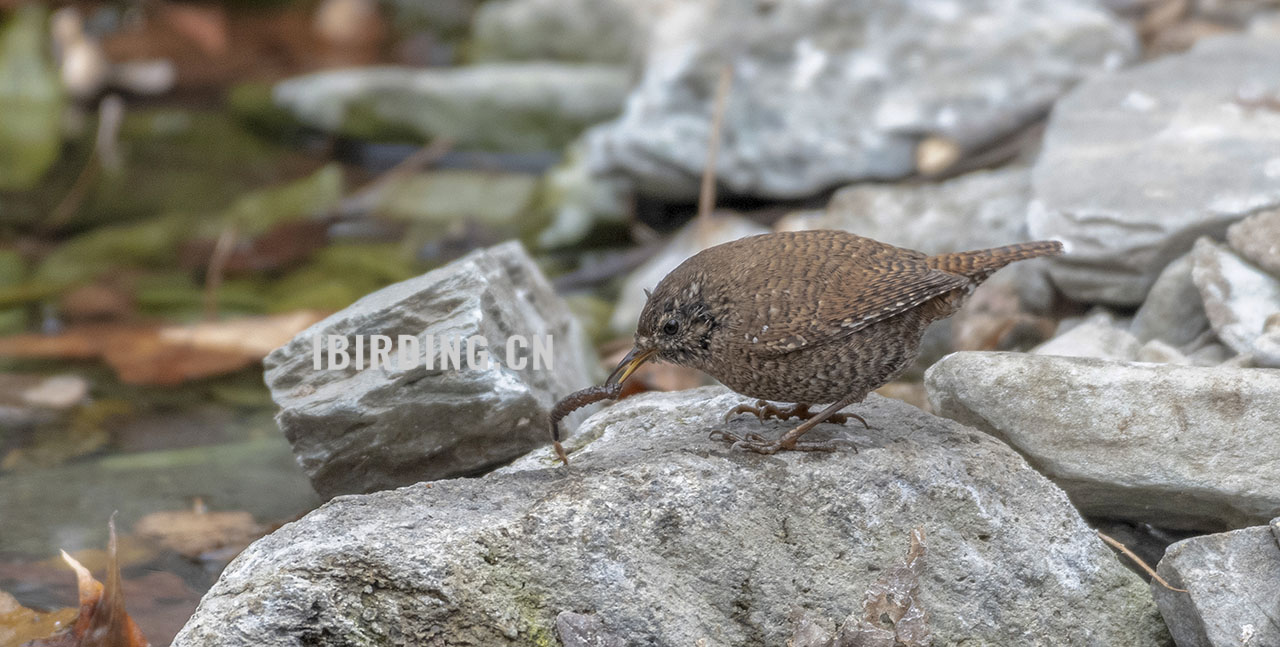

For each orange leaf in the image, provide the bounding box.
[0,590,78,646]
[27,517,150,647]
[0,311,327,385]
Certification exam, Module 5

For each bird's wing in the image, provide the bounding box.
[726,234,971,356]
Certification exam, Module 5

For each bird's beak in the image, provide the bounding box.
[605,347,657,386]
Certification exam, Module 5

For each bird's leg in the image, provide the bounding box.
[713,391,867,455]
[723,399,868,428]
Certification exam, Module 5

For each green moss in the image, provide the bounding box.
[515,592,557,647]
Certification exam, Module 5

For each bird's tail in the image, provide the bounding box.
[927,240,1063,283]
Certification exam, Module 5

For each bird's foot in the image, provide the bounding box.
[723,400,869,429]
[708,430,854,454]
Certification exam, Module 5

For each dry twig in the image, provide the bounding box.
[1097,530,1188,593]
[696,64,733,244]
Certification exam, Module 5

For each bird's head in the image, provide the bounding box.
[606,274,720,388]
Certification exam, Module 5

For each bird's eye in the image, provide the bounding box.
[662,319,680,336]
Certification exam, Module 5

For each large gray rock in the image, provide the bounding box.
[1153,519,1280,647]
[173,387,1168,646]
[926,352,1280,530]
[264,241,597,498]
[272,63,630,151]
[776,166,1034,256]
[1192,237,1280,367]
[586,0,1134,200]
[1028,36,1280,305]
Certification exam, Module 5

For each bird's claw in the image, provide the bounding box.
[723,400,870,429]
[709,430,856,454]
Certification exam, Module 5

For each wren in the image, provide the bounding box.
[555,230,1062,461]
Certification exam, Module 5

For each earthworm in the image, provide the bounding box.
[549,382,623,465]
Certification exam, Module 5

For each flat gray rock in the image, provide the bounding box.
[1153,519,1280,647]
[264,241,597,498]
[1192,237,1280,367]
[926,352,1280,530]
[586,0,1134,199]
[1028,36,1280,304]
[173,387,1168,646]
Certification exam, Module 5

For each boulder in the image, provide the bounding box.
[926,352,1280,530]
[1153,519,1280,647]
[173,387,1168,646]
[1028,36,1280,304]
[586,0,1134,199]
[264,241,597,498]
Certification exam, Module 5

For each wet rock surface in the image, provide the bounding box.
[1028,36,1280,305]
[926,352,1280,530]
[174,387,1166,646]
[1153,519,1280,647]
[264,241,596,498]
[585,0,1134,200]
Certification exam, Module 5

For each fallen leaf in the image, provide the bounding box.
[134,509,264,559]
[26,517,149,647]
[0,311,327,385]
[0,590,78,647]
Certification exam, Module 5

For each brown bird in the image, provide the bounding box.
[602,230,1062,455]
